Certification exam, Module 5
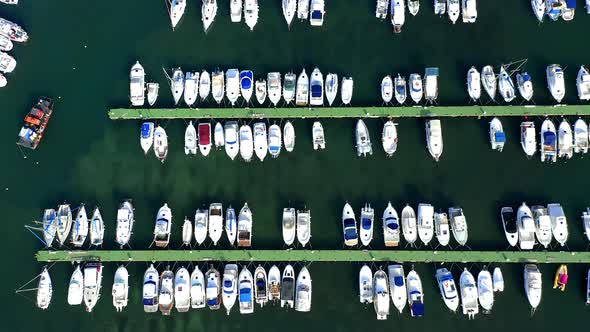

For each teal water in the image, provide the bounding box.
[3,1,590,331]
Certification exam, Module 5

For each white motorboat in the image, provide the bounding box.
[268,124,282,158]
[112,266,129,312]
[253,122,268,161]
[381,75,393,103]
[244,0,259,30]
[298,0,310,19]
[282,208,296,246]
[296,69,309,106]
[558,119,574,159]
[68,265,84,305]
[190,266,206,308]
[498,65,516,103]
[325,73,338,106]
[0,35,13,52]
[460,268,479,319]
[284,72,297,104]
[268,265,281,303]
[517,72,534,101]
[477,270,494,312]
[56,204,72,246]
[254,265,268,307]
[309,0,325,26]
[83,263,103,312]
[482,65,497,100]
[448,0,460,23]
[175,267,190,312]
[230,0,243,22]
[582,208,590,242]
[295,267,312,312]
[449,207,468,246]
[226,69,241,106]
[394,74,407,104]
[255,79,267,104]
[202,0,218,33]
[140,122,154,155]
[225,207,237,245]
[184,72,199,107]
[239,125,254,162]
[376,0,389,19]
[37,267,52,310]
[281,265,296,308]
[116,200,134,248]
[540,118,557,163]
[284,121,296,152]
[548,203,568,246]
[267,72,282,106]
[546,64,565,103]
[373,269,390,320]
[153,125,168,163]
[382,120,398,157]
[417,203,434,245]
[224,121,240,160]
[129,61,145,106]
[524,264,542,310]
[283,0,297,28]
[342,202,358,246]
[461,0,477,23]
[434,0,447,15]
[71,205,88,247]
[467,67,481,101]
[424,67,439,103]
[222,264,238,315]
[214,122,225,149]
[401,204,417,245]
[297,209,311,247]
[212,69,225,104]
[408,0,420,15]
[199,122,212,156]
[520,121,537,157]
[501,206,518,247]
[312,121,326,150]
[359,265,373,304]
[170,0,186,30]
[489,117,506,152]
[237,203,253,247]
[574,118,589,153]
[531,0,545,22]
[171,68,184,105]
[388,264,407,313]
[184,121,197,155]
[0,17,28,43]
[383,202,400,247]
[426,119,443,161]
[240,70,254,103]
[239,266,254,314]
[359,203,374,246]
[434,211,450,246]
[0,72,7,87]
[143,264,159,313]
[517,202,536,250]
[356,119,373,157]
[154,203,172,248]
[182,218,192,246]
[199,70,211,100]
[492,267,504,292]
[577,65,590,101]
[409,73,423,103]
[310,68,324,106]
[406,270,424,317]
[435,268,459,312]
[205,267,221,310]
[194,209,208,245]
[391,0,406,33]
[340,77,354,105]
[209,203,224,245]
[42,209,57,247]
[147,83,159,106]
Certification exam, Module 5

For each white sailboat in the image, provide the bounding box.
[341,77,354,105]
[434,211,450,246]
[208,203,223,245]
[255,79,267,104]
[190,266,206,308]
[296,69,309,106]
[417,203,434,245]
[325,73,338,106]
[230,0,243,22]
[501,206,518,247]
[426,119,443,161]
[477,270,494,312]
[280,265,296,308]
[212,69,225,104]
[548,203,568,246]
[169,0,186,30]
[342,202,358,246]
[401,204,418,245]
[383,202,400,247]
[489,117,506,152]
[239,124,254,162]
[83,263,103,312]
[312,121,326,150]
[460,268,479,319]
[449,207,468,246]
[222,264,238,315]
[482,65,497,100]
[70,205,88,247]
[391,0,406,33]
[448,0,460,23]
[282,208,296,246]
[373,269,390,320]
[239,266,254,314]
[406,270,424,317]
[577,65,590,101]
[194,209,208,245]
[283,0,297,28]
[524,264,542,310]
[268,124,282,158]
[547,64,565,103]
[174,267,190,312]
[153,125,168,163]
[284,121,296,152]
[224,121,240,160]
[356,119,373,157]
[498,65,516,103]
[253,122,268,161]
[531,0,545,22]
[143,264,159,313]
[409,73,423,103]
[574,118,589,153]
[295,267,312,312]
[184,72,199,107]
[467,66,481,101]
[226,69,241,106]
[199,70,211,100]
[296,209,311,247]
[214,122,225,149]
[140,122,154,155]
[388,264,407,313]
[382,75,393,103]
[284,72,297,104]
[436,268,459,312]
[558,119,574,159]
[310,68,324,106]
[359,265,373,304]
[359,203,374,246]
[184,121,197,155]
[298,0,310,19]
[240,70,254,103]
[153,203,172,248]
[171,68,184,105]
[520,121,537,157]
[112,266,129,312]
[517,202,536,250]
[532,205,552,248]
[202,0,218,33]
[541,118,557,163]
[309,0,325,26]
[382,120,398,157]
[68,265,84,305]
[244,0,259,31]
[56,204,72,246]
[116,200,134,248]
[517,72,534,101]
[42,209,57,247]
[461,0,477,23]
[225,207,237,245]
[37,267,52,310]
[268,72,282,106]
[129,61,145,106]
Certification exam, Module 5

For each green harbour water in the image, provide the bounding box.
[3,1,590,331]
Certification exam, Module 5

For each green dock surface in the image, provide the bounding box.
[108,105,590,120]
[36,250,590,263]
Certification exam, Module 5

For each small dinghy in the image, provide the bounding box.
[498,65,516,103]
[360,203,374,246]
[283,0,297,28]
[297,209,311,247]
[356,119,372,157]
[481,65,496,100]
[409,73,423,103]
[388,264,407,313]
[153,203,172,248]
[520,121,537,158]
[212,69,225,104]
[208,203,224,245]
[547,64,565,103]
[477,270,494,312]
[230,0,243,22]
[199,70,211,100]
[284,72,296,104]
[194,209,208,245]
[240,70,254,103]
[382,120,398,157]
[295,267,312,312]
[56,204,72,246]
[138,122,152,154]
[449,207,468,246]
[460,268,479,319]
[225,206,237,245]
[426,119,443,161]
[182,218,192,246]
[183,71,199,107]
[309,68,324,105]
[37,267,52,310]
[435,268,459,312]
[184,121,197,155]
[214,122,224,149]
[558,119,574,159]
[283,121,296,152]
[325,73,339,106]
[434,211,450,246]
[342,203,359,246]
[116,200,134,248]
[71,205,88,247]
[147,83,159,106]
[268,124,282,158]
[42,209,57,247]
[373,268,390,320]
[517,72,534,101]
[239,266,254,314]
[143,264,159,313]
[239,125,254,162]
[201,0,218,32]
[282,208,296,246]
[341,77,354,105]
[83,263,103,312]
[268,72,282,106]
[501,206,518,247]
[281,265,296,308]
[383,202,400,247]
[244,0,259,30]
[381,75,393,103]
[190,266,206,308]
[359,265,373,304]
[112,266,129,312]
[492,267,504,292]
[205,267,221,310]
[255,266,268,307]
[226,69,241,106]
[153,125,169,163]
[253,122,268,161]
[540,118,557,163]
[198,122,212,156]
[129,61,145,106]
[68,265,84,305]
[417,203,434,245]
[407,269,424,317]
[89,207,104,246]
[170,0,187,30]
[524,264,542,310]
[394,74,407,104]
[174,267,190,313]
[237,203,253,247]
[467,67,481,101]
[401,204,417,245]
[222,264,238,315]
[489,117,506,152]
[573,118,589,154]
[312,121,326,150]
[171,68,184,105]
[296,69,309,106]
[268,265,281,303]
[255,79,267,105]
[224,121,240,160]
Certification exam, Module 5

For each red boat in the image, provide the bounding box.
[17,97,54,149]
[198,123,211,156]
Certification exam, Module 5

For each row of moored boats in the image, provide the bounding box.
[381,68,439,104]
[0,17,28,87]
[531,0,590,22]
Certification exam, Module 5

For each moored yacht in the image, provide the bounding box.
[237,203,253,247]
[159,269,174,315]
[467,67,481,101]
[129,61,145,106]
[482,65,497,100]
[424,67,439,102]
[284,72,297,104]
[295,267,312,312]
[394,74,407,104]
[376,0,389,19]
[226,69,241,106]
[209,203,224,245]
[112,266,129,312]
[244,0,259,31]
[401,204,418,245]
[212,69,225,104]
[143,264,159,313]
[524,264,542,310]
[546,64,565,103]
[91,208,106,247]
[532,205,552,248]
[461,0,477,23]
[577,65,590,101]
[558,119,573,159]
[562,0,576,20]
[388,265,407,313]
[174,267,190,312]
[226,207,237,245]
[436,268,459,312]
[268,266,281,303]
[214,122,225,149]
[268,72,282,106]
[574,118,589,153]
[147,83,159,106]
[56,204,72,246]
[448,0,460,23]
[199,70,211,100]
[37,268,52,310]
[312,121,326,150]
[282,208,296,246]
[540,118,557,163]
[281,265,296,308]
[382,120,398,157]
[239,124,254,162]
[360,203,374,246]
[140,122,154,155]
[548,203,568,246]
[493,267,504,292]
[255,79,267,105]
[0,18,28,42]
[70,205,88,247]
[309,0,325,26]
[517,202,536,250]
[254,266,268,307]
[408,0,420,15]
[182,218,192,246]
[222,264,238,315]
[230,0,243,22]
[298,0,310,19]
[498,65,516,103]
[184,121,197,155]
[194,209,208,245]
[0,51,16,73]
[83,263,103,312]
[297,209,311,247]
[373,268,390,320]
[325,73,338,106]
[153,125,168,163]
[359,265,373,304]
[342,203,358,246]
[253,122,268,161]
[310,68,324,105]
[356,119,372,157]
[239,266,254,314]
[532,0,546,22]
[391,0,406,33]
[296,69,309,106]
[520,121,537,158]
[183,71,199,107]
[205,267,221,310]
[407,270,424,317]
[426,119,443,161]
[171,68,184,105]
[198,122,212,156]
[283,0,297,28]
[190,266,206,308]
[477,270,494,312]
[449,207,468,246]
[68,265,83,305]
[116,200,134,248]
[169,0,186,30]
[202,0,218,33]
[501,206,518,247]
[224,121,240,161]
[268,124,282,158]
[284,121,296,152]
[460,268,479,319]
[341,77,354,105]
[434,0,447,15]
[383,202,400,247]
[489,117,506,152]
[434,211,450,246]
[417,203,434,245]
[409,73,423,103]
[381,75,393,103]
[517,72,534,101]
[42,209,57,247]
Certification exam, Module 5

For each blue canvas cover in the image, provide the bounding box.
[344,228,358,240]
[411,302,425,317]
[544,131,556,145]
[207,298,218,306]
[240,71,253,90]
[311,11,322,20]
[494,132,506,142]
[361,217,372,230]
[566,0,576,8]
[239,288,252,302]
[141,123,152,138]
[142,297,155,306]
[394,276,404,287]
[311,84,322,97]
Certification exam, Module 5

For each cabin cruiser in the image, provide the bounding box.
[268,266,281,303]
[309,68,324,105]
[517,72,534,101]
[224,121,240,160]
[401,205,418,245]
[129,61,145,106]
[406,270,424,317]
[298,0,310,19]
[71,205,88,247]
[532,205,552,248]
[296,69,309,106]
[434,211,450,246]
[297,209,311,247]
[461,0,477,23]
[391,0,405,33]
[558,119,573,159]
[194,209,208,245]
[341,77,354,105]
[356,119,372,157]
[477,270,494,312]
[520,121,537,157]
[255,79,267,104]
[226,69,240,105]
[524,264,542,310]
[202,0,217,32]
[159,269,174,315]
[112,266,129,312]
[199,70,211,100]
[460,269,478,319]
[489,117,506,152]
[244,0,259,30]
[83,263,103,312]
[388,265,407,313]
[284,121,296,152]
[359,204,374,246]
[376,0,389,19]
[394,74,407,104]
[383,202,400,246]
[382,120,398,156]
[153,125,168,163]
[582,208,590,242]
[493,267,504,292]
[448,0,460,23]
[417,203,434,245]
[577,66,590,100]
[426,119,443,161]
[230,0,243,22]
[184,121,197,155]
[548,203,568,246]
[541,118,557,163]
[268,124,282,158]
[68,265,84,305]
[253,122,268,161]
[408,0,420,15]
[184,72,199,107]
[359,265,373,304]
[116,200,134,248]
[214,122,224,149]
[295,267,312,312]
[42,209,57,247]
[254,266,268,307]
[267,72,282,106]
[325,73,338,106]
[481,65,496,100]
[409,73,423,103]
[239,125,254,162]
[238,70,253,103]
[467,67,481,101]
[56,204,72,246]
[546,64,565,103]
[436,268,459,312]
[282,208,296,246]
[147,83,159,106]
[198,122,212,156]
[574,118,589,153]
[172,267,190,313]
[312,121,326,150]
[212,69,225,104]
[209,203,223,245]
[498,66,516,103]
[237,203,253,247]
[373,269,390,320]
[191,266,206,308]
[89,208,104,246]
[239,266,254,314]
[424,67,439,102]
[140,122,154,154]
[226,207,237,245]
[381,75,393,103]
[281,265,295,308]
[501,206,518,247]
[434,0,447,15]
[222,264,238,314]
[449,207,468,246]
[36,268,52,309]
[342,203,358,246]
[169,0,186,30]
[283,0,297,28]
[171,68,184,105]
[143,264,159,312]
[517,203,536,250]
[206,267,221,310]
[532,0,546,22]
[0,51,15,73]
[0,18,28,43]
[284,72,297,104]
[309,0,325,26]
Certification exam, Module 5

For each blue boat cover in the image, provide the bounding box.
[522,73,531,81]
[207,298,218,306]
[386,221,399,230]
[412,302,425,316]
[394,276,404,287]
[240,75,252,90]
[141,123,151,138]
[311,84,322,97]
[361,218,372,230]
[239,288,252,302]
[142,297,155,306]
[269,146,280,153]
[544,131,556,145]
[439,273,453,282]
[224,280,232,288]
[343,218,356,228]
[566,0,576,8]
[494,132,506,142]
[344,228,358,240]
[311,11,322,20]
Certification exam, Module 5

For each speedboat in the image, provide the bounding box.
[558,119,574,159]
[153,203,172,248]
[434,0,447,15]
[489,117,506,152]
[409,73,423,103]
[341,77,354,104]
[205,267,221,310]
[194,209,208,245]
[42,209,57,247]
[408,0,420,15]
[373,268,390,320]
[112,266,129,312]
[171,68,184,105]
[267,72,282,106]
[129,61,145,106]
[230,0,243,22]
[37,267,52,310]
[202,0,218,33]
[70,205,88,247]
[520,121,537,158]
[426,119,443,161]
[517,72,534,101]
[309,0,325,26]
[406,270,424,317]
[381,75,393,103]
[298,0,310,19]
[359,265,373,304]
[548,203,568,246]
[255,79,267,104]
[240,70,254,103]
[356,119,372,157]
[517,202,536,250]
[283,208,296,246]
[281,265,296,308]
[553,264,568,291]
[56,204,72,246]
[222,264,238,315]
[493,267,504,292]
[325,73,338,106]
[268,265,281,303]
[182,218,192,246]
[116,200,134,248]
[498,65,516,103]
[268,124,282,158]
[153,125,168,163]
[253,122,268,161]
[401,204,418,245]
[190,266,206,308]
[209,203,224,245]
[198,122,212,156]
[239,266,254,314]
[83,263,103,312]
[382,120,398,157]
[383,202,400,247]
[239,125,254,162]
[359,203,374,246]
[546,64,565,103]
[184,71,199,107]
[0,35,13,52]
[174,267,190,312]
[237,203,253,247]
[501,206,518,247]
[449,207,468,246]
[226,69,241,106]
[310,68,324,106]
[342,202,358,246]
[434,211,450,246]
[376,0,388,18]
[312,121,326,150]
[143,264,159,313]
[295,267,312,312]
[254,266,268,307]
[244,0,259,30]
[212,69,225,104]
[435,268,459,312]
[460,268,479,319]
[297,209,311,247]
[199,70,211,100]
[477,270,494,312]
[577,66,590,100]
[170,0,186,30]
[388,265,407,313]
[140,122,154,154]
[147,83,159,106]
[282,0,297,28]
[284,72,297,104]
[0,17,28,43]
[226,207,237,245]
[482,65,497,100]
[531,0,546,22]
[417,203,434,245]
[284,121,296,152]
[524,264,542,310]
[585,209,590,242]
[296,69,309,106]
[540,118,557,163]
[184,121,197,155]
[214,122,225,149]
[394,74,407,104]
[391,0,406,33]
[448,0,460,23]
[467,67,481,101]
[68,265,84,305]
[573,118,588,153]
[224,121,240,160]
[461,0,477,23]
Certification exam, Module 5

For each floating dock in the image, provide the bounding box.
[108,105,590,120]
[36,250,590,264]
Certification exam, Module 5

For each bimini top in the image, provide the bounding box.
[544,131,556,145]
[311,10,323,20]
[239,286,252,302]
[386,218,399,230]
[198,124,210,144]
[494,132,506,143]
[311,84,322,97]
[141,123,152,138]
[411,302,425,316]
[344,227,358,241]
[566,0,576,8]
[394,276,404,287]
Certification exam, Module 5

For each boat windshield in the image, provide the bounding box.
[343,218,356,228]
[311,84,322,97]
[361,217,372,230]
